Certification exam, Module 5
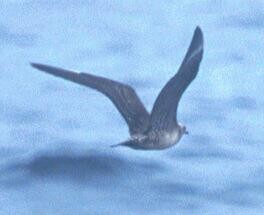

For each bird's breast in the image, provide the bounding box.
[130,129,182,150]
[163,130,181,146]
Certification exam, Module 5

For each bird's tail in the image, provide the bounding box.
[110,139,134,148]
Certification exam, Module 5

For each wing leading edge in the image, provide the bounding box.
[150,26,204,131]
[31,63,150,135]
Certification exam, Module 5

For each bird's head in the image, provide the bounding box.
[179,123,189,135]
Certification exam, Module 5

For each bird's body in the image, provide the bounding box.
[31,26,204,150]
[117,128,182,150]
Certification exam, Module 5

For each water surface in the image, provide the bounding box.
[1,1,264,214]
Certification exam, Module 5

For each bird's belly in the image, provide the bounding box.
[140,130,181,150]
[128,130,182,150]
[160,131,181,148]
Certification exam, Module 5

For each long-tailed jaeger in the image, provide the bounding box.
[31,26,203,150]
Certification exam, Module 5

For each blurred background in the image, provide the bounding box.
[0,0,264,214]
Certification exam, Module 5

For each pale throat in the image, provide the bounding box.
[164,129,182,145]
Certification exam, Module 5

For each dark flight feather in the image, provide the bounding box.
[31,26,203,139]
[150,26,204,131]
[31,63,150,135]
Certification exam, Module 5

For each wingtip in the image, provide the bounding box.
[195,26,202,33]
[30,62,43,70]
[30,62,62,73]
[30,62,36,67]
[194,26,203,44]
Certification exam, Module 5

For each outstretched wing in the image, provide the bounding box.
[31,63,150,135]
[150,26,204,131]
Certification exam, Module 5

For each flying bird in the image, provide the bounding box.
[31,26,203,150]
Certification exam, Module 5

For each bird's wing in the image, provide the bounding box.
[31,63,150,135]
[150,26,203,131]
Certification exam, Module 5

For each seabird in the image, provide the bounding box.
[31,26,203,150]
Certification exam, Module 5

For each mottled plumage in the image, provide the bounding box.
[31,26,203,150]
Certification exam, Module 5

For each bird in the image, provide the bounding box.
[31,26,203,150]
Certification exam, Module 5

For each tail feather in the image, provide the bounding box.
[110,143,123,148]
[110,139,134,148]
